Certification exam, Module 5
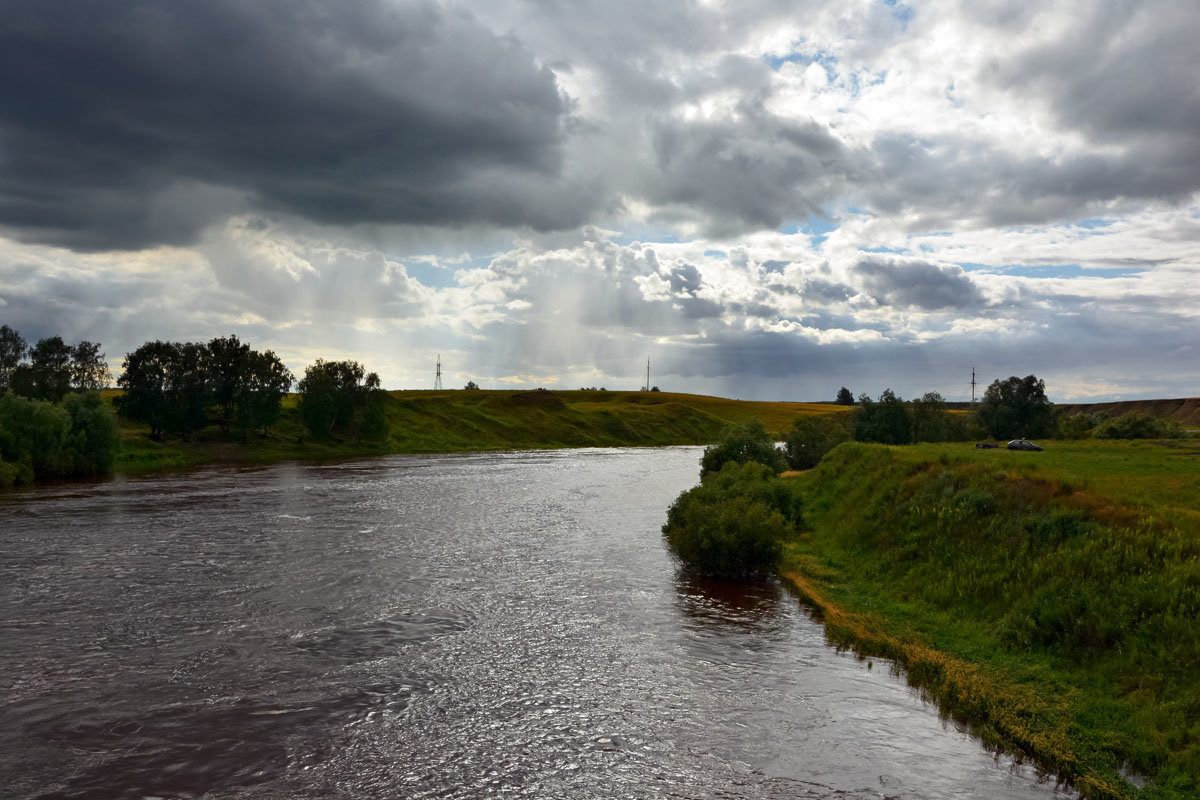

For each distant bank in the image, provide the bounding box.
[113,389,847,474]
[1054,397,1200,426]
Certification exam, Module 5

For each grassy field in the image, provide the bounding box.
[107,388,847,473]
[781,439,1200,800]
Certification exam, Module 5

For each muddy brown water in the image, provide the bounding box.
[0,447,1076,798]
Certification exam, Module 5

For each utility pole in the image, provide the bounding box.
[645,357,651,392]
[434,354,443,390]
[971,367,977,404]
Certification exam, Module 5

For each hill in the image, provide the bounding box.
[112,389,847,472]
[1056,397,1200,426]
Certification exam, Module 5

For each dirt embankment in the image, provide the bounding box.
[1056,397,1200,426]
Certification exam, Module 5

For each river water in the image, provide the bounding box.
[0,447,1074,799]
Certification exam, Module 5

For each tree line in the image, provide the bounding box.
[116,336,293,440]
[0,324,111,400]
[115,335,388,444]
[702,376,1063,475]
[1,325,392,486]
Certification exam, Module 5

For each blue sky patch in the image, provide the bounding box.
[781,212,839,247]
[881,0,915,29]
[959,262,1145,279]
[402,259,464,289]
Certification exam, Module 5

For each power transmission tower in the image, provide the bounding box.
[434,354,443,390]
[971,367,977,404]
[645,357,651,392]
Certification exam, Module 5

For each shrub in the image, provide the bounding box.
[663,462,800,577]
[1094,411,1181,439]
[1056,412,1093,440]
[784,413,851,469]
[699,419,785,478]
[0,391,70,477]
[853,389,913,444]
[0,391,120,481]
[62,391,120,474]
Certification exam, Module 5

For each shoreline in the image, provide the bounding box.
[775,440,1200,800]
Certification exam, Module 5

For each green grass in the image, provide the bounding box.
[782,439,1200,799]
[104,389,847,472]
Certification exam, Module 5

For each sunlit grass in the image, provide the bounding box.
[783,440,1200,799]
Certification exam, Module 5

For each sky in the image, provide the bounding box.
[1,0,1198,402]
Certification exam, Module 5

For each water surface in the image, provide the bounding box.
[0,447,1074,798]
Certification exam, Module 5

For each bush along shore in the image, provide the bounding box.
[663,437,1200,799]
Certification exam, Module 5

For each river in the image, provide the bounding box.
[0,447,1074,799]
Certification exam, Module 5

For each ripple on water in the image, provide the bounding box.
[0,448,1077,800]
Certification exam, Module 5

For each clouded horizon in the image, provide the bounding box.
[2,0,1198,402]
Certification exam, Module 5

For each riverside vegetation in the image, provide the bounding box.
[663,411,1199,799]
[1,324,855,485]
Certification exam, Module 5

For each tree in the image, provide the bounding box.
[70,340,111,390]
[463,380,479,390]
[297,359,382,439]
[0,324,26,391]
[115,340,210,440]
[116,341,176,438]
[699,419,786,478]
[358,372,389,442]
[854,389,913,444]
[784,413,852,469]
[835,386,854,405]
[166,342,211,439]
[62,391,120,474]
[975,375,1055,440]
[25,336,74,401]
[910,391,950,443]
[235,349,293,438]
[0,391,70,478]
[207,335,252,433]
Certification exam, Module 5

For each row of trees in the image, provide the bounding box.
[115,336,388,443]
[116,336,293,440]
[0,325,111,401]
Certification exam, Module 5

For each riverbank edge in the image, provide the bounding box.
[102,389,844,481]
[775,565,1130,800]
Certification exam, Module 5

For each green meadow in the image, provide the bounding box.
[782,439,1200,800]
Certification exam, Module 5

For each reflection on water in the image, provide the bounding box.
[0,448,1075,799]
[675,572,787,632]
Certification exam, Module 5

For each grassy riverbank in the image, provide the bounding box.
[110,388,845,472]
[781,440,1200,799]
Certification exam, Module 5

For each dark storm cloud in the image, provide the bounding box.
[0,0,578,250]
[854,256,983,310]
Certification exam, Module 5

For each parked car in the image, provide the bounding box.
[1007,439,1044,451]
[975,442,998,449]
